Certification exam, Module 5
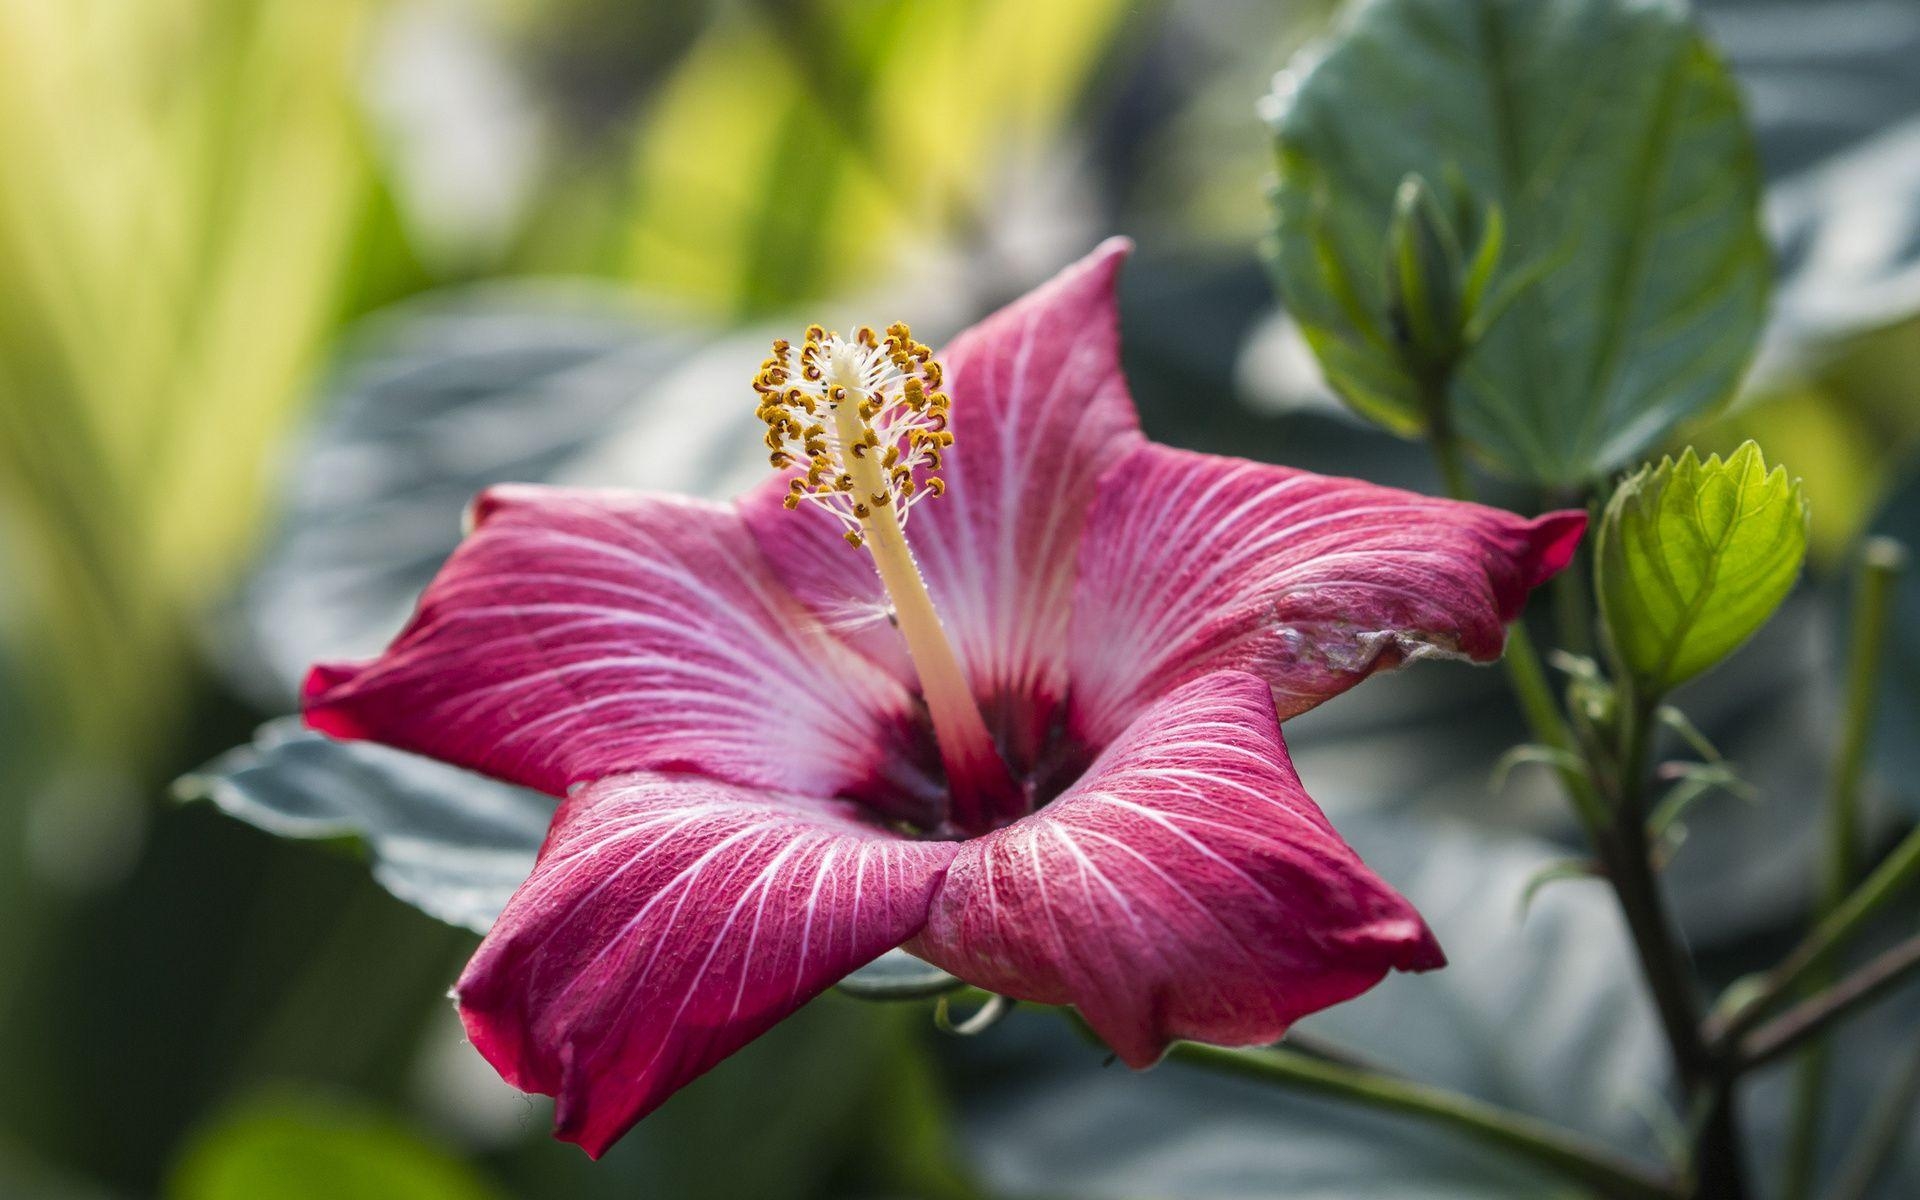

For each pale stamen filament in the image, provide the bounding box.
[755,325,1022,833]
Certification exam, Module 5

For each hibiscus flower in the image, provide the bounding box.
[304,239,1584,1156]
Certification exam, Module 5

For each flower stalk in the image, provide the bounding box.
[1783,536,1907,1198]
[1427,427,1743,1196]
[1735,931,1920,1072]
[1166,1039,1679,1200]
[1708,819,1920,1050]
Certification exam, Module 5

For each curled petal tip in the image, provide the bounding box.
[1069,236,1134,290]
[301,660,373,739]
[1526,509,1590,588]
[1400,923,1448,972]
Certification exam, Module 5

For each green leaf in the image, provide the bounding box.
[211,286,718,707]
[176,720,552,935]
[616,0,1131,316]
[167,1095,503,1200]
[1264,0,1770,483]
[1596,442,1808,695]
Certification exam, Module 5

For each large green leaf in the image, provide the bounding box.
[1596,441,1807,695]
[167,1096,503,1200]
[1264,0,1770,483]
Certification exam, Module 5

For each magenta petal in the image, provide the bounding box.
[1068,444,1585,744]
[304,486,928,806]
[914,670,1442,1066]
[743,239,1146,769]
[456,772,957,1156]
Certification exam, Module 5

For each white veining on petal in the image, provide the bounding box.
[459,773,959,1152]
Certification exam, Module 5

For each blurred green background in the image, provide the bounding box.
[2,1,1918,1196]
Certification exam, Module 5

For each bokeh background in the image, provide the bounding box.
[2,1,1918,1196]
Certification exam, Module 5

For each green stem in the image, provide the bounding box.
[1430,450,1703,1082]
[1822,537,1906,911]
[1430,420,1473,499]
[1710,821,1920,1049]
[1784,537,1906,1199]
[1426,429,1607,832]
[1429,437,1742,1196]
[1736,932,1920,1073]
[1166,1041,1679,1200]
[1606,695,1718,1089]
[1492,557,1612,835]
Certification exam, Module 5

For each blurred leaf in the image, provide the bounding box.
[1741,916,1920,1193]
[1705,0,1920,183]
[210,284,710,705]
[615,1002,965,1200]
[0,1135,117,1200]
[950,819,1667,1199]
[176,721,550,935]
[615,0,1131,315]
[1703,0,1920,349]
[1596,442,1808,695]
[1692,319,1920,561]
[167,1095,503,1200]
[1265,0,1769,483]
[179,724,985,1196]
[0,0,378,758]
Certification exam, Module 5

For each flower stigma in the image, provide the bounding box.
[755,324,1023,834]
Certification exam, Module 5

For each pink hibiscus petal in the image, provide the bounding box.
[743,239,1146,771]
[914,670,1442,1066]
[1068,444,1585,744]
[304,486,938,816]
[456,772,958,1157]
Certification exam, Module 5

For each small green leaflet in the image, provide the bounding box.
[1596,442,1808,696]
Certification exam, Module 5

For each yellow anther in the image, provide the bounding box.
[754,319,956,544]
[844,530,863,547]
